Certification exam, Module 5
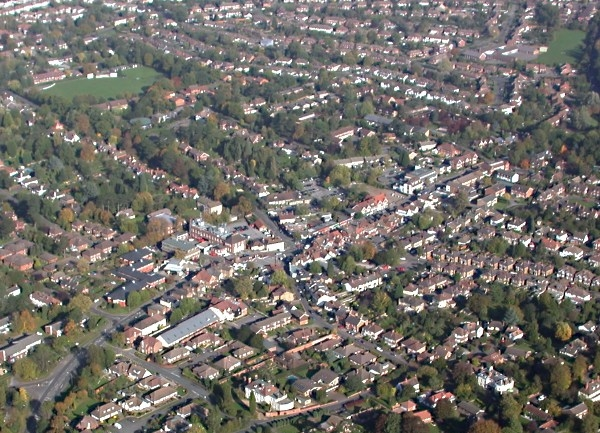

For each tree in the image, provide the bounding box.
[402,413,429,433]
[309,261,323,274]
[213,181,230,201]
[534,3,559,30]
[13,310,36,333]
[435,399,457,422]
[0,213,15,238]
[381,413,402,433]
[270,269,291,288]
[375,382,396,403]
[12,358,39,380]
[468,419,502,433]
[554,321,572,342]
[373,291,392,315]
[248,391,256,415]
[328,165,351,187]
[69,294,93,312]
[573,355,588,383]
[345,374,363,392]
[127,290,142,308]
[549,362,572,397]
[581,413,599,433]
[233,276,254,300]
[500,394,522,427]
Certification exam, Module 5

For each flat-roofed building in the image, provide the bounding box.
[157,308,226,348]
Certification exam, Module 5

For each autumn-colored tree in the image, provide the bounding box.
[77,258,90,274]
[144,217,172,244]
[74,113,91,135]
[554,321,572,342]
[213,181,230,201]
[79,142,96,162]
[57,207,75,229]
[13,310,36,333]
[63,319,77,336]
[468,419,502,433]
[98,209,113,225]
[362,241,377,260]
[236,196,253,215]
[483,92,495,104]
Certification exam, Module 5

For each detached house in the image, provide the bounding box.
[476,366,514,394]
[580,379,600,402]
[90,402,122,422]
[244,379,294,411]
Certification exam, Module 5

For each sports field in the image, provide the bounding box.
[41,66,161,100]
[537,29,585,65]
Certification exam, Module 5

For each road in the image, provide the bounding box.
[116,349,210,400]
[14,295,170,406]
[232,390,370,433]
[252,206,295,250]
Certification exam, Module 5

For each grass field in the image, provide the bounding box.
[42,66,161,100]
[537,29,585,65]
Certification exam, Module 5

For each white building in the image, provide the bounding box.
[476,366,514,394]
[244,380,294,411]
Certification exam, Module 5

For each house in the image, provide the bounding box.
[382,331,404,347]
[505,325,524,341]
[137,375,171,391]
[90,402,122,422]
[565,402,589,419]
[397,376,420,394]
[145,386,178,406]
[426,391,455,408]
[244,379,295,411]
[580,379,600,402]
[311,369,340,392]
[193,364,221,381]
[476,366,514,394]
[363,323,384,340]
[76,415,100,431]
[134,315,167,336]
[29,291,61,308]
[457,401,484,420]
[0,317,10,335]
[292,378,321,397]
[345,314,367,334]
[250,312,292,334]
[412,410,433,424]
[0,333,44,363]
[139,336,163,355]
[44,321,65,337]
[120,396,152,413]
[163,347,191,364]
[344,274,383,292]
[213,355,242,372]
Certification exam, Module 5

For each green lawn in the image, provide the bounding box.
[274,426,300,433]
[41,66,162,100]
[537,29,585,65]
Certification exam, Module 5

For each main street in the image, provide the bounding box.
[115,349,210,400]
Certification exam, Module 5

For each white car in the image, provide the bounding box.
[114,423,122,430]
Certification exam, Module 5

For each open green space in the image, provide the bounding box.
[41,66,162,100]
[537,29,585,65]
